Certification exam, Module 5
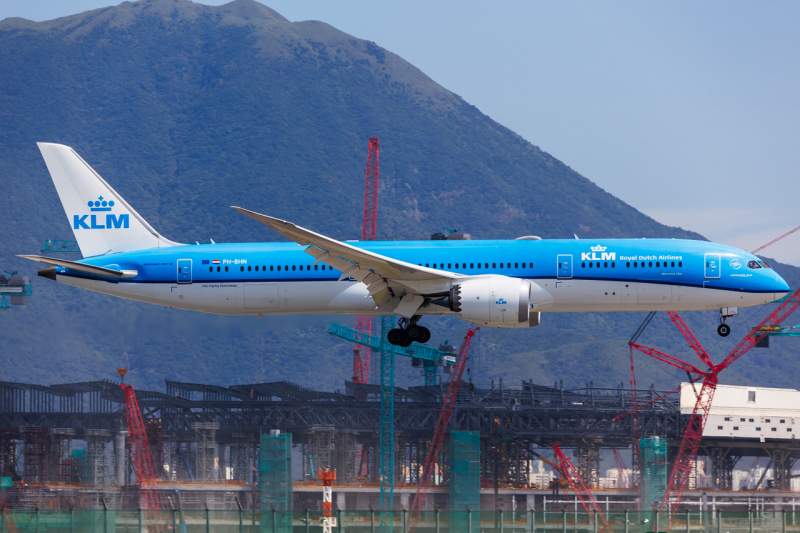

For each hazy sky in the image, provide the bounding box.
[3,1,799,265]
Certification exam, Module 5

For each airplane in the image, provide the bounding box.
[21,143,790,346]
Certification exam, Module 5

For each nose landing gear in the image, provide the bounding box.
[387,316,431,347]
[717,307,737,337]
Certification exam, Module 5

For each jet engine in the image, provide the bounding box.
[433,275,554,328]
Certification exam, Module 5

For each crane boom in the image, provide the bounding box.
[552,443,614,533]
[667,311,713,368]
[120,384,167,533]
[751,225,800,254]
[612,447,629,489]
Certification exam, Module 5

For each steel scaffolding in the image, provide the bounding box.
[21,427,49,483]
[193,422,219,481]
[84,429,113,486]
[0,428,16,478]
[450,431,480,530]
[259,432,292,533]
[231,433,257,483]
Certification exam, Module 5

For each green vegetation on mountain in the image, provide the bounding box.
[0,0,796,393]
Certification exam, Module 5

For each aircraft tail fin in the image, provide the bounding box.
[37,143,182,258]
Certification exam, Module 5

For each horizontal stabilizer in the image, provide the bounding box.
[18,255,138,279]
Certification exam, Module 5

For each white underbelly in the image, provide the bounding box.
[542,279,772,311]
[58,275,775,316]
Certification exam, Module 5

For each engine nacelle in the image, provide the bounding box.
[435,275,553,328]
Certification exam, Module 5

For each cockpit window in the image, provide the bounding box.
[748,261,762,269]
[759,261,772,269]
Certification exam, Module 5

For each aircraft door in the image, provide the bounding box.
[704,254,721,279]
[557,255,573,279]
[177,259,192,284]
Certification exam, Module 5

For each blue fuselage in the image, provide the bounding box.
[51,238,788,318]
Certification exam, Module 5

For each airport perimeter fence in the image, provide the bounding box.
[3,509,800,533]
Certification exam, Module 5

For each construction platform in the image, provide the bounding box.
[1,379,800,512]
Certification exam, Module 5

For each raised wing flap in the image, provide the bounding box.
[232,206,460,312]
[231,207,458,283]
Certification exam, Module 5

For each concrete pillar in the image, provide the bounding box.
[526,494,535,511]
[218,444,229,480]
[355,492,370,511]
[336,492,346,511]
[115,431,127,486]
[400,492,410,511]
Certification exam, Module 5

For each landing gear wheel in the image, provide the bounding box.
[717,324,731,337]
[387,328,405,346]
[399,335,413,348]
[406,325,425,342]
[419,327,431,344]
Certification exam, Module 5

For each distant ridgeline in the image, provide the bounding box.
[0,0,797,391]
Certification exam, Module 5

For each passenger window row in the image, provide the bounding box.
[207,265,331,273]
[581,262,616,268]
[419,262,539,270]
[624,261,681,268]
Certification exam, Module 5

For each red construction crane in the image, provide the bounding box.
[552,443,614,533]
[353,137,380,385]
[751,225,800,254]
[630,288,800,522]
[611,447,630,490]
[409,328,479,528]
[120,384,167,533]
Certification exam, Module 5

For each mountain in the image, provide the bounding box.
[0,0,796,393]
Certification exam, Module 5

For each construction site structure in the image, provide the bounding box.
[410,328,478,523]
[0,273,31,310]
[260,431,292,533]
[40,240,80,254]
[630,288,800,521]
[193,421,220,481]
[120,384,167,532]
[5,375,800,512]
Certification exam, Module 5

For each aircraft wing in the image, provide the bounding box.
[232,207,460,313]
[18,255,138,279]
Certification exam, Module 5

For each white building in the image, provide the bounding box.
[680,383,800,441]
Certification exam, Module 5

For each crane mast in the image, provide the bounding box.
[353,137,380,385]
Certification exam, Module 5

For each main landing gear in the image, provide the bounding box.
[717,307,737,337]
[387,316,431,347]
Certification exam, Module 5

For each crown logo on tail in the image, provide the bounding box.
[88,196,115,212]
